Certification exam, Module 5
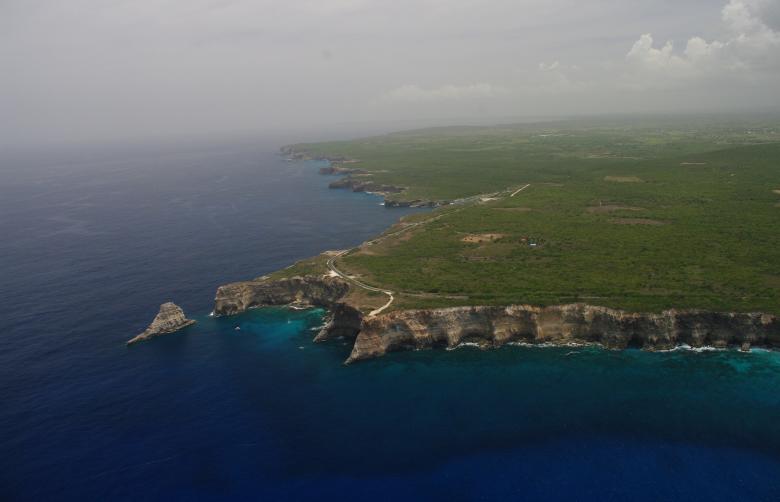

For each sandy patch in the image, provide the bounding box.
[609,218,666,226]
[587,205,645,214]
[773,189,780,195]
[462,233,505,243]
[605,176,643,183]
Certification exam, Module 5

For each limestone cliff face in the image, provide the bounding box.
[211,275,779,364]
[127,302,195,345]
[314,303,363,342]
[346,304,780,363]
[213,276,350,316]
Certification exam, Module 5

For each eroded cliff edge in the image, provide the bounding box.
[213,276,780,364]
[213,275,363,342]
[349,304,780,363]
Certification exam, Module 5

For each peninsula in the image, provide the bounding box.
[217,118,780,362]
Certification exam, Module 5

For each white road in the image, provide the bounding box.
[510,184,531,197]
[326,183,531,316]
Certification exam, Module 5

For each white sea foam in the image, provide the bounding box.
[507,341,592,349]
[655,344,727,353]
[446,342,484,351]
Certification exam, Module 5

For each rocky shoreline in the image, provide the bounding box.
[281,145,441,208]
[212,275,780,364]
[202,145,780,363]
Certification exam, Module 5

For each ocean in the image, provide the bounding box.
[1,138,780,501]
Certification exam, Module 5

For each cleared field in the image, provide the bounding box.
[290,117,780,314]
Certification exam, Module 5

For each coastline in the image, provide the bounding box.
[212,273,779,363]
[280,145,442,208]
[206,146,780,363]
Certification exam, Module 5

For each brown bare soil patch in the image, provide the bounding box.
[461,233,505,243]
[605,176,643,183]
[609,218,667,226]
[587,205,645,214]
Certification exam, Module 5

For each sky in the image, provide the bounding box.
[2,0,779,146]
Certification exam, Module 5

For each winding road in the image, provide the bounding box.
[326,183,531,316]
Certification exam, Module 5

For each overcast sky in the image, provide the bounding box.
[2,0,779,146]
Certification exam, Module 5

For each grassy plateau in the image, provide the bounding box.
[285,116,780,314]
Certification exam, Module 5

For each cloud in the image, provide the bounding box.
[382,83,499,102]
[627,34,688,71]
[625,0,780,83]
[2,0,779,147]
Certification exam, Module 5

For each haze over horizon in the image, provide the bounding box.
[3,0,780,147]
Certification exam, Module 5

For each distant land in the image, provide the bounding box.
[214,116,780,362]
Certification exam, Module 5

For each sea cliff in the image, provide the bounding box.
[348,304,780,363]
[213,276,350,315]
[212,276,780,364]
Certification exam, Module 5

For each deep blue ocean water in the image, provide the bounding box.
[2,139,780,501]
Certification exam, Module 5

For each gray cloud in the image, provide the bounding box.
[1,0,779,147]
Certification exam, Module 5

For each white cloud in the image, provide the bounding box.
[627,34,688,71]
[625,0,780,83]
[382,83,498,102]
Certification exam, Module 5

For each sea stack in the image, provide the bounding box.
[127,302,195,345]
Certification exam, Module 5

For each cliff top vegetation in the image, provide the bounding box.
[283,116,780,314]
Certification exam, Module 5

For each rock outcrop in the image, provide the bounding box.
[319,165,367,175]
[281,145,443,207]
[346,304,780,363]
[127,302,195,345]
[280,145,351,162]
[327,177,405,194]
[213,276,350,316]
[327,176,439,207]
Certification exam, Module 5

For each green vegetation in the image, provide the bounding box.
[267,254,331,280]
[294,117,780,314]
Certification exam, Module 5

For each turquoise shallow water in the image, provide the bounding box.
[2,140,780,500]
